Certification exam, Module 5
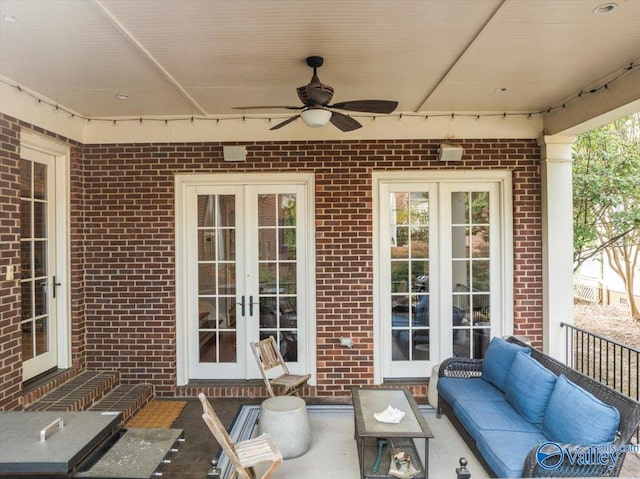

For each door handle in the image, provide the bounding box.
[237,296,246,317]
[248,296,261,317]
[52,275,62,299]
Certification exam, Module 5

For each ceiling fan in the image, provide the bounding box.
[234,56,398,132]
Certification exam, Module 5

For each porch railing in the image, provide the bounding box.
[561,322,639,446]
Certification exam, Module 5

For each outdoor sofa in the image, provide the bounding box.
[437,336,640,477]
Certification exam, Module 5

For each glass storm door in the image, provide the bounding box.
[186,183,308,379]
[20,147,57,380]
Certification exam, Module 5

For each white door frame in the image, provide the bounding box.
[20,131,71,379]
[373,170,513,383]
[175,172,316,385]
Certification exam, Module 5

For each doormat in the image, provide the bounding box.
[125,400,187,429]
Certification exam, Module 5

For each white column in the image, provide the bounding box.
[537,135,576,360]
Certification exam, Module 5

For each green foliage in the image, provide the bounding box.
[573,114,640,269]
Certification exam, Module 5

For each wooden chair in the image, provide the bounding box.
[250,336,312,397]
[198,393,282,479]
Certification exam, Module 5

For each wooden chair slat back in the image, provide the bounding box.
[253,337,290,373]
[198,393,237,455]
[198,392,283,479]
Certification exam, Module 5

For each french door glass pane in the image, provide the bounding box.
[20,158,50,363]
[390,192,430,361]
[20,200,31,238]
[258,193,299,361]
[20,159,31,196]
[197,194,237,363]
[21,242,32,278]
[35,318,48,355]
[451,191,491,359]
[33,203,46,238]
[34,240,47,277]
[21,282,33,321]
[22,321,33,361]
[33,162,47,200]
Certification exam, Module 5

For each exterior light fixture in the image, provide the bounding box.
[438,143,464,162]
[300,108,332,128]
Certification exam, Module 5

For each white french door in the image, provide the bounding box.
[375,172,513,380]
[177,174,315,382]
[379,183,439,378]
[19,133,70,381]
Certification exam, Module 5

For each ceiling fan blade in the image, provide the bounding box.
[269,115,300,130]
[329,100,398,114]
[330,112,362,132]
[233,105,303,110]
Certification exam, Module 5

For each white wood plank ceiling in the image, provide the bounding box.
[1,0,639,130]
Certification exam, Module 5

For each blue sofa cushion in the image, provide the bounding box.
[454,399,540,440]
[543,374,620,444]
[505,351,557,426]
[482,337,531,392]
[437,377,505,408]
[476,430,547,478]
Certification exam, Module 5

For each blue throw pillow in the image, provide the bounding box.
[482,337,531,392]
[543,374,620,444]
[505,351,556,426]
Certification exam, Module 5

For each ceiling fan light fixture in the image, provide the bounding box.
[300,108,332,128]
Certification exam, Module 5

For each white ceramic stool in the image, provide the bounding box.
[258,395,312,459]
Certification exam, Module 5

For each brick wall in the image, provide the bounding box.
[69,145,87,369]
[0,114,82,409]
[0,113,543,404]
[0,115,22,410]
[82,139,542,397]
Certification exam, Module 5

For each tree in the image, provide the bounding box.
[573,113,640,320]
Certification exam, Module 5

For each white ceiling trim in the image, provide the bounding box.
[2,0,638,132]
[544,66,640,135]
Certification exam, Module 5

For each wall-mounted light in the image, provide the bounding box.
[437,143,464,162]
[223,145,247,162]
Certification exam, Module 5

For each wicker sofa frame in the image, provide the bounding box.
[437,336,640,477]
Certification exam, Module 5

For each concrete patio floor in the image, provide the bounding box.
[159,397,640,479]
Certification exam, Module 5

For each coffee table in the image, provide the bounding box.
[352,387,433,479]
